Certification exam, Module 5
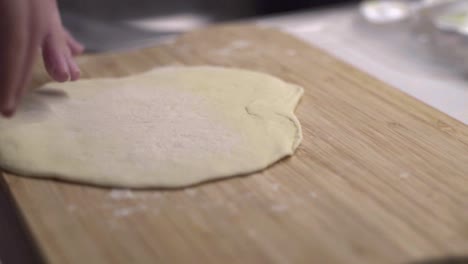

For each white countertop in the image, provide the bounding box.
[257,6,468,125]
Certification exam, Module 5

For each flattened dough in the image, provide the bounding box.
[0,66,303,188]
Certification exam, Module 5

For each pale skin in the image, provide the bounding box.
[0,0,83,117]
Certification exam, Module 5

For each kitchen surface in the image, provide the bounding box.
[1,1,467,264]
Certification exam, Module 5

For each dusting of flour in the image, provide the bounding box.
[52,85,240,174]
[214,40,251,56]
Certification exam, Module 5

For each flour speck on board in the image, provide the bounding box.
[399,171,411,178]
[230,40,251,49]
[214,40,251,56]
[113,205,147,218]
[113,208,132,218]
[309,191,318,198]
[185,189,198,196]
[67,204,77,213]
[109,189,135,200]
[247,228,257,238]
[271,204,288,213]
[286,49,297,57]
[271,183,280,191]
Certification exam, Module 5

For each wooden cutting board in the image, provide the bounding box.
[2,25,468,264]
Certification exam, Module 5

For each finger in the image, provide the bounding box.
[14,37,38,109]
[65,30,84,56]
[0,1,29,117]
[15,0,43,106]
[43,0,70,83]
[65,50,81,81]
[42,33,70,82]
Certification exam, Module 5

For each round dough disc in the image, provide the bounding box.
[0,66,303,188]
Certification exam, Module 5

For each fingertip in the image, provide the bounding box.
[70,68,81,81]
[1,101,16,118]
[42,35,71,83]
[73,44,85,56]
[69,46,83,57]
[68,59,81,81]
[1,109,14,118]
[53,69,70,82]
[46,54,70,82]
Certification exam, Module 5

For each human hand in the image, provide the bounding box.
[0,0,84,117]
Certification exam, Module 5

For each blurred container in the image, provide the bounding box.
[419,0,468,74]
[360,0,414,24]
[360,0,468,74]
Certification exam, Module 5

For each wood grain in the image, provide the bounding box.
[2,25,468,264]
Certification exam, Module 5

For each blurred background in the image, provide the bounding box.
[57,0,468,76]
[58,0,358,51]
[57,0,467,123]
